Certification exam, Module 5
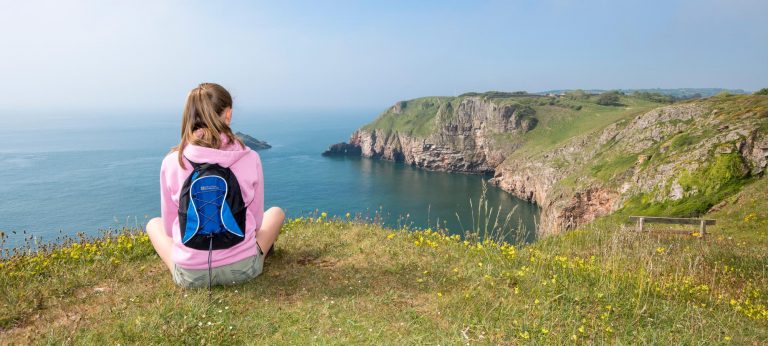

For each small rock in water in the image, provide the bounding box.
[322,142,362,156]
[236,132,271,150]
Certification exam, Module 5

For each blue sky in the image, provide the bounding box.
[0,0,766,113]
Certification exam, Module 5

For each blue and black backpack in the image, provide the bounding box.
[178,159,246,289]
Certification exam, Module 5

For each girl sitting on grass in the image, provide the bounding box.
[146,82,284,288]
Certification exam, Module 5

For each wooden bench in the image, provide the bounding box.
[629,216,716,237]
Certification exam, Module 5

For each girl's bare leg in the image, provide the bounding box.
[146,217,174,272]
[256,207,285,255]
[146,207,283,271]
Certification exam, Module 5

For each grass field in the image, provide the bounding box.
[2,177,766,344]
[361,97,452,138]
[497,96,662,158]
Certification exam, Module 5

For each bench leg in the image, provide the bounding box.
[637,217,645,233]
[699,220,706,238]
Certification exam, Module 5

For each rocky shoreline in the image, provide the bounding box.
[324,95,768,236]
[323,96,536,173]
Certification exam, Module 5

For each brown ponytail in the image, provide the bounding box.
[172,83,245,169]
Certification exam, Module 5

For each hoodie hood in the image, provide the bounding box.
[183,132,251,168]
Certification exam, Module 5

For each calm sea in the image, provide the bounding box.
[0,110,538,248]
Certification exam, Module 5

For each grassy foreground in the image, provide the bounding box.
[2,180,767,344]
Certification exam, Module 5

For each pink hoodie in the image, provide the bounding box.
[159,134,263,269]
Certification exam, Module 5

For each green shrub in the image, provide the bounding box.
[596,91,622,106]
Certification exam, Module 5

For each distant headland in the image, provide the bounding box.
[236,131,271,150]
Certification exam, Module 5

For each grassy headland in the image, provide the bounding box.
[2,177,767,344]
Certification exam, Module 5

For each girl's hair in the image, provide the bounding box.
[173,83,245,169]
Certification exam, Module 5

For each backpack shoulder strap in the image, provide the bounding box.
[183,156,203,171]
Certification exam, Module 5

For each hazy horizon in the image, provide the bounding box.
[0,0,766,116]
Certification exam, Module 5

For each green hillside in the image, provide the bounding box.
[361,92,663,151]
[1,177,766,343]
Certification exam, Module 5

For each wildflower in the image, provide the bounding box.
[540,328,549,334]
[437,292,443,298]
[518,331,530,339]
[724,336,731,342]
[320,212,327,219]
[387,233,396,240]
[656,247,665,254]
[605,326,613,333]
[578,325,585,334]
[345,212,351,219]
[691,232,702,238]
[534,299,540,305]
[477,262,483,267]
[453,267,459,273]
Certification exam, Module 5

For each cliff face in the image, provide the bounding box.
[325,96,536,173]
[326,93,768,236]
[491,101,768,235]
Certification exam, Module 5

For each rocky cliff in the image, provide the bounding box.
[326,93,768,235]
[493,98,768,235]
[323,95,537,172]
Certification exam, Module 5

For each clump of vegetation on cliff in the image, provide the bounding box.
[622,152,751,217]
[2,178,767,343]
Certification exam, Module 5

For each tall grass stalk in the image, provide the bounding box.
[457,180,522,245]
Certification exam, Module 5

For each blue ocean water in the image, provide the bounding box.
[0,110,538,248]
